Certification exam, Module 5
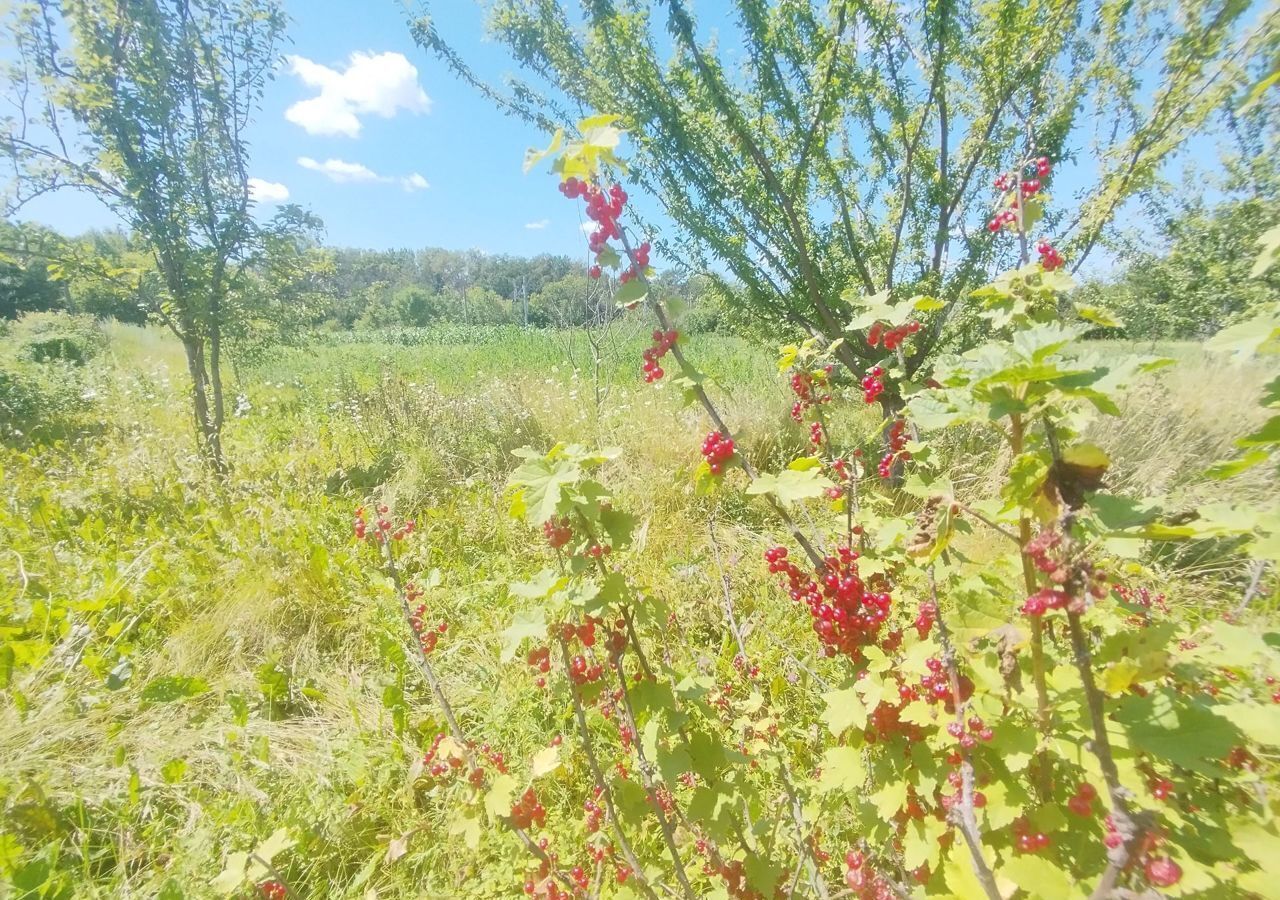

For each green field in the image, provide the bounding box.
[1,321,1276,897]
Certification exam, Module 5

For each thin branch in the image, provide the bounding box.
[930,569,1002,900]
[557,637,662,900]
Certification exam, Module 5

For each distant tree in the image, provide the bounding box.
[3,0,288,473]
[415,0,1279,408]
[529,273,594,327]
[1074,87,1280,340]
[1076,191,1280,340]
[0,222,64,318]
[229,205,335,360]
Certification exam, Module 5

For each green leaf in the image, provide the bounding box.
[509,569,567,600]
[140,676,209,703]
[211,852,249,895]
[484,774,519,819]
[1002,855,1075,898]
[913,295,946,311]
[1003,452,1050,507]
[869,780,908,820]
[1206,450,1270,480]
[1062,443,1110,471]
[500,609,546,663]
[745,468,834,503]
[523,129,564,173]
[507,454,582,524]
[254,828,295,865]
[1074,304,1124,328]
[1206,310,1280,362]
[1251,224,1280,277]
[943,844,990,900]
[1115,691,1242,773]
[820,687,867,736]
[160,758,187,784]
[815,746,864,794]
[1239,415,1280,447]
[777,344,799,371]
[613,280,648,307]
[1211,704,1280,747]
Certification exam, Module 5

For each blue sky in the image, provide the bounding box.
[20,0,628,258]
[11,0,1243,275]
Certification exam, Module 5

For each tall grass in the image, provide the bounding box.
[0,323,1273,897]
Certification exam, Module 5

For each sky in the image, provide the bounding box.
[15,0,635,259]
[7,0,1246,274]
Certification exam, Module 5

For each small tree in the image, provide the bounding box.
[2,0,288,472]
[414,0,1279,411]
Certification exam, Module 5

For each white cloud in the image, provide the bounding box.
[400,173,429,192]
[285,51,430,138]
[525,219,550,230]
[248,178,289,204]
[580,221,597,235]
[298,156,383,183]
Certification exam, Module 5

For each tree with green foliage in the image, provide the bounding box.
[2,0,288,473]
[414,0,1279,406]
[0,222,65,319]
[1073,75,1280,339]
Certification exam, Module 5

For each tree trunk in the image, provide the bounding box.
[209,321,225,432]
[183,337,228,475]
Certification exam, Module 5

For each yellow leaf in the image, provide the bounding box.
[1102,659,1140,695]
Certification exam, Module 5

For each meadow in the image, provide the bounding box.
[0,317,1276,898]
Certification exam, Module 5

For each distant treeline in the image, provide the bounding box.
[5,179,1277,340]
[0,222,730,332]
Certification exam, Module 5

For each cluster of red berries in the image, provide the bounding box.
[809,421,825,447]
[913,601,936,640]
[1115,584,1168,613]
[582,790,604,835]
[789,366,833,422]
[938,767,988,816]
[353,504,414,542]
[258,881,286,900]
[693,840,764,900]
[861,680,925,745]
[916,656,975,714]
[543,516,572,549]
[987,207,1020,233]
[421,732,462,780]
[988,157,1052,232]
[843,850,895,900]
[642,328,678,382]
[1104,822,1183,888]
[1012,816,1052,854]
[1021,529,1109,616]
[730,653,760,680]
[1067,781,1098,816]
[946,714,994,749]
[560,177,625,251]
[1149,775,1175,802]
[1145,856,1183,889]
[567,652,604,685]
[764,545,892,661]
[877,418,909,479]
[509,786,547,830]
[700,431,735,475]
[860,366,885,405]
[1035,239,1064,271]
[617,240,651,284]
[992,157,1052,193]
[407,586,447,655]
[866,320,920,351]
[525,645,552,688]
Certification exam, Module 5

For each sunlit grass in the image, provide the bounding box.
[0,323,1274,896]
